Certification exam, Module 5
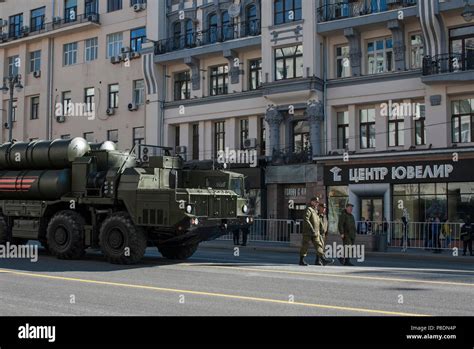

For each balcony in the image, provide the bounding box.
[317,0,417,23]
[0,13,100,45]
[270,147,312,166]
[422,53,474,83]
[154,20,261,56]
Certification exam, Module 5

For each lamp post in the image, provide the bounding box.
[1,75,23,142]
[462,0,474,22]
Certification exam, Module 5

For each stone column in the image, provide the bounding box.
[265,105,283,155]
[388,19,406,72]
[344,27,361,77]
[306,100,324,157]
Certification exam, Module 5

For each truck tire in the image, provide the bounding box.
[46,211,85,260]
[158,244,198,260]
[99,212,146,265]
[0,216,29,246]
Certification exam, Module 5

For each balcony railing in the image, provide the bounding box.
[271,146,312,165]
[317,0,417,23]
[0,13,100,43]
[155,20,261,55]
[422,53,474,76]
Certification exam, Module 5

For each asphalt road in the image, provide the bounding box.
[0,244,473,316]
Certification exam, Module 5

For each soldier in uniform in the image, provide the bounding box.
[299,197,332,266]
[338,203,356,266]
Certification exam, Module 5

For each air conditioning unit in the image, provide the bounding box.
[133,3,146,12]
[106,108,115,116]
[33,71,41,78]
[53,17,62,25]
[110,55,122,64]
[121,52,129,61]
[0,33,7,42]
[87,13,99,22]
[56,115,66,123]
[0,20,8,27]
[128,102,138,111]
[121,46,130,54]
[131,51,141,59]
[244,138,257,149]
[19,26,30,37]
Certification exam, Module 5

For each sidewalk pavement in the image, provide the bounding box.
[202,239,474,264]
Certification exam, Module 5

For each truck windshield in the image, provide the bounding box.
[205,177,228,189]
[230,178,243,197]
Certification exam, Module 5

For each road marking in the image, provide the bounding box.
[0,269,429,316]
[185,265,474,287]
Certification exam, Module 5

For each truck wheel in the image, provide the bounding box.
[99,212,146,265]
[158,244,198,260]
[0,217,28,246]
[46,211,85,260]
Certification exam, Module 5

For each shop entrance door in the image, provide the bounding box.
[360,198,384,234]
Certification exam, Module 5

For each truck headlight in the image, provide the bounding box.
[186,204,193,214]
[242,205,249,214]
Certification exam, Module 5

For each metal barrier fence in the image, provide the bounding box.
[218,218,466,251]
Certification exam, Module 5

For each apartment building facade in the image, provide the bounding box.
[0,0,148,150]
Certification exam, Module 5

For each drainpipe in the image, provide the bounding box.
[160,65,167,146]
[323,36,328,156]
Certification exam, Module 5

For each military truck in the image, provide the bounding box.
[0,138,252,264]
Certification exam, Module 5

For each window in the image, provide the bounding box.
[83,132,95,142]
[184,19,194,47]
[31,96,40,120]
[274,0,302,25]
[388,112,405,147]
[175,125,180,147]
[30,7,45,31]
[415,104,426,146]
[11,100,17,122]
[84,88,95,113]
[133,80,145,105]
[222,11,234,41]
[208,13,218,44]
[107,33,123,58]
[133,127,145,150]
[360,108,376,149]
[107,129,119,143]
[8,56,19,76]
[240,119,249,150]
[275,45,304,81]
[452,99,474,144]
[246,4,259,35]
[64,0,78,23]
[336,45,350,78]
[130,27,146,52]
[29,51,41,73]
[174,71,191,101]
[210,65,229,96]
[85,0,99,15]
[108,0,123,12]
[337,111,349,149]
[214,121,225,155]
[192,124,199,160]
[62,91,72,116]
[249,58,262,90]
[173,21,182,49]
[260,117,266,156]
[410,34,424,69]
[61,134,71,140]
[85,37,98,62]
[63,42,78,66]
[108,84,119,109]
[367,38,393,74]
[293,120,310,152]
[8,14,23,38]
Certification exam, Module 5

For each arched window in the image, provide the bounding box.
[208,13,218,44]
[246,4,259,35]
[173,21,182,49]
[222,11,234,41]
[185,19,194,47]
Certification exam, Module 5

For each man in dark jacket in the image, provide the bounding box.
[338,203,356,266]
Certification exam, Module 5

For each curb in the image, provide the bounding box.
[202,241,474,264]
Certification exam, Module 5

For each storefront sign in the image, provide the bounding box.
[285,187,307,198]
[324,160,471,185]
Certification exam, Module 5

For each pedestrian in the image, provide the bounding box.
[382,217,389,235]
[432,216,442,254]
[338,203,357,266]
[317,202,330,264]
[366,218,372,234]
[461,217,473,256]
[299,197,332,266]
[401,209,410,252]
[233,228,240,246]
[442,218,452,249]
[359,217,367,235]
[240,226,249,247]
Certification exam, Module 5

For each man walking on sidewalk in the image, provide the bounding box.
[338,203,356,266]
[299,197,332,266]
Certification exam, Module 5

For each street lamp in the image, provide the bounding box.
[1,75,23,142]
[462,0,474,22]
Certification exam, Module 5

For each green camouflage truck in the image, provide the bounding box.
[0,138,252,264]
